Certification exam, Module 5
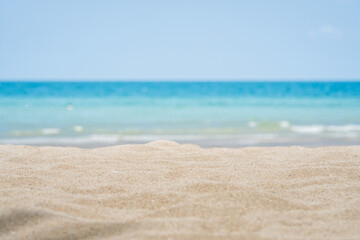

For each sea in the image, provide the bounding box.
[1,81,359,147]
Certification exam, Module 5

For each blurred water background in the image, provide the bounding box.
[1,81,359,147]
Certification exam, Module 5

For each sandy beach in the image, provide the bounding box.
[1,141,360,239]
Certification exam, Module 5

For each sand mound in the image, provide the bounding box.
[1,141,360,239]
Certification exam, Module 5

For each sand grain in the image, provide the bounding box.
[1,141,360,239]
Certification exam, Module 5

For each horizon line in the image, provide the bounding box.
[1,78,360,83]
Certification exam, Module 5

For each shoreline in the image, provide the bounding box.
[1,133,359,148]
[1,141,360,239]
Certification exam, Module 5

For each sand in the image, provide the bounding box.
[1,141,360,239]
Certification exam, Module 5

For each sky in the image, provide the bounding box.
[0,0,359,80]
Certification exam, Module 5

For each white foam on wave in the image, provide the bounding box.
[41,128,60,135]
[326,124,360,132]
[73,125,84,132]
[291,125,325,134]
[291,124,360,134]
[248,121,257,128]
[279,121,290,129]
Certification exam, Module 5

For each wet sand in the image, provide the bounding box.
[1,141,360,239]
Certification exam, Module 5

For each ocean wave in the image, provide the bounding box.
[73,125,84,132]
[247,120,291,130]
[290,125,325,134]
[290,124,360,134]
[0,134,120,145]
[245,120,360,134]
[11,128,61,136]
[4,123,360,146]
[0,133,280,145]
[0,131,359,147]
[41,128,60,135]
[0,133,282,147]
[279,121,290,128]
[326,124,360,132]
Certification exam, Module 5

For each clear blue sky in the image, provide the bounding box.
[0,0,359,80]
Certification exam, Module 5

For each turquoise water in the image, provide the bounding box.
[1,81,359,147]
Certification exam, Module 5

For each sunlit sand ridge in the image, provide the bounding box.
[1,141,360,239]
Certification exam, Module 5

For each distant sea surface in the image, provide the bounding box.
[1,81,359,147]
